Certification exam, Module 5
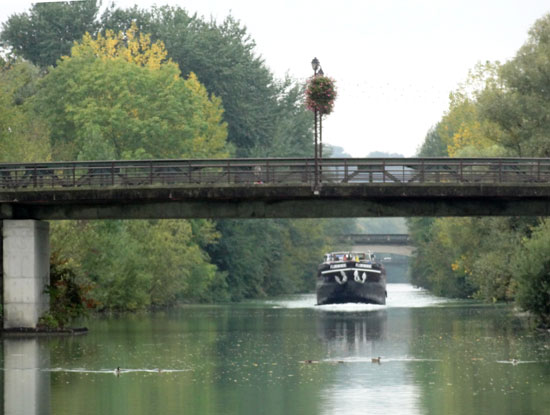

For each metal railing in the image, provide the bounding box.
[339,234,411,245]
[1,157,550,190]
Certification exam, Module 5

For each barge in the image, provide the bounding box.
[316,251,387,305]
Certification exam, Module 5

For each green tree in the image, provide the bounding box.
[50,219,225,310]
[207,218,350,300]
[417,126,448,157]
[0,0,101,68]
[100,6,296,156]
[34,23,228,161]
[436,62,505,157]
[0,60,50,162]
[477,14,550,157]
[513,219,550,326]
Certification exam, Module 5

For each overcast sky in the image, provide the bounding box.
[2,0,550,157]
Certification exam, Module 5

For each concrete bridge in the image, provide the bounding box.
[2,156,550,328]
[339,234,414,257]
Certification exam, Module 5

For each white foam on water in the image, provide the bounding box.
[323,357,442,364]
[267,283,448,311]
[44,368,190,374]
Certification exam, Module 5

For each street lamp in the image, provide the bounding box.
[311,57,320,73]
[311,57,322,191]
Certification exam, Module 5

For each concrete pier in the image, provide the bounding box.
[2,220,50,329]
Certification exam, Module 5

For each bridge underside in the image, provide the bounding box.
[2,183,550,220]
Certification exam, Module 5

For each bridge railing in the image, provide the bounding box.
[1,158,550,189]
[339,234,411,245]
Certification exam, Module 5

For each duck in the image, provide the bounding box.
[115,367,121,376]
[511,359,519,366]
[371,357,381,364]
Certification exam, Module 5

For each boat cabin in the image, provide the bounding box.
[323,251,376,263]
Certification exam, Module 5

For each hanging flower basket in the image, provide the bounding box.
[305,75,337,115]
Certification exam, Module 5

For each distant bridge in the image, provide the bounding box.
[340,234,411,245]
[338,234,414,257]
[2,157,550,220]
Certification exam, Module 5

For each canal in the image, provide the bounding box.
[2,284,549,414]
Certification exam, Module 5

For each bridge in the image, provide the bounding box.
[2,157,550,220]
[338,234,414,257]
[2,156,550,329]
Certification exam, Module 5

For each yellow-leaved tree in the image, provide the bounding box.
[37,21,228,160]
[438,62,505,157]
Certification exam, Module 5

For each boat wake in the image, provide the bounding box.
[267,284,448,311]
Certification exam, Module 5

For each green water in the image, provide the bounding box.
[2,284,549,415]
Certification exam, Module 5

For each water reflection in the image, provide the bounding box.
[3,338,51,415]
[316,310,387,358]
[1,286,549,415]
[314,306,423,415]
[407,306,550,415]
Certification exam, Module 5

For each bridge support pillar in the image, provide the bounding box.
[2,220,50,329]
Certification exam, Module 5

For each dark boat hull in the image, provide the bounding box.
[316,262,386,305]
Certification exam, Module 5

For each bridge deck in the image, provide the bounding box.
[1,158,550,219]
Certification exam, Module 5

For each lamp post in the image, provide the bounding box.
[318,67,324,161]
[311,57,321,191]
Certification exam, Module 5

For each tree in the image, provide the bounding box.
[0,1,100,68]
[100,6,287,156]
[513,219,550,327]
[416,125,447,157]
[51,219,225,310]
[34,23,228,160]
[436,62,505,157]
[247,78,313,157]
[477,14,550,157]
[0,60,50,162]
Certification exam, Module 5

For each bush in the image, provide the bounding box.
[513,219,550,327]
[40,252,96,329]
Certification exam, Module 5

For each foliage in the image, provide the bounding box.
[50,219,225,310]
[100,6,285,157]
[512,219,550,327]
[477,16,550,157]
[0,60,50,162]
[437,62,505,157]
[208,219,353,300]
[6,2,314,158]
[34,22,228,161]
[247,78,313,157]
[0,0,101,68]
[417,125,448,157]
[39,252,96,329]
[305,75,337,115]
